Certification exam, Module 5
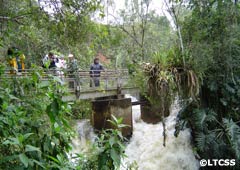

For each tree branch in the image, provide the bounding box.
[164,0,185,67]
[108,13,143,48]
[120,24,142,48]
[0,13,32,24]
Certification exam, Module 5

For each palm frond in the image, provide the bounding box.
[193,109,217,131]
[195,132,216,152]
[223,118,240,159]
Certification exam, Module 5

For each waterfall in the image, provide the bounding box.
[69,119,96,163]
[70,95,199,169]
[121,95,199,170]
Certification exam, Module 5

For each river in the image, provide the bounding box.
[71,96,199,170]
[120,96,199,170]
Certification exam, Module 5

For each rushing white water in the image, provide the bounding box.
[121,96,199,170]
[71,95,199,170]
[70,119,96,161]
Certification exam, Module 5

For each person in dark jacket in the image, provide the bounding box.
[90,57,104,87]
[48,52,57,69]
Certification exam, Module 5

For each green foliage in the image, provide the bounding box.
[223,119,240,160]
[97,115,127,170]
[219,76,240,120]
[0,63,129,170]
[0,0,103,67]
[66,115,129,170]
[151,51,170,69]
[176,106,240,165]
[119,0,174,61]
[71,100,92,119]
[173,1,240,166]
[133,47,200,120]
[0,0,175,69]
[0,65,73,169]
[75,151,98,170]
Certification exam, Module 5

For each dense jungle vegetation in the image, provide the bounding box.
[0,0,240,169]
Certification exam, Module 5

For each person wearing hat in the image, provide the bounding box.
[90,57,104,87]
[67,54,78,74]
[67,54,79,89]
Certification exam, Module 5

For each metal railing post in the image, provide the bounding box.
[105,77,108,90]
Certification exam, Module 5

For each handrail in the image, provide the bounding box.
[0,68,138,100]
[1,68,129,72]
[1,69,129,79]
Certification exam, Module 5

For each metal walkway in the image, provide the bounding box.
[1,69,139,101]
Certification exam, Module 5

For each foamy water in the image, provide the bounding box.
[71,95,199,170]
[121,96,199,170]
[69,119,96,162]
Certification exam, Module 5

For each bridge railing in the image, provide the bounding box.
[63,69,130,93]
[0,69,132,93]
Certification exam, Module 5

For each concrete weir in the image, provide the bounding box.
[141,103,162,124]
[91,97,133,137]
[140,95,170,124]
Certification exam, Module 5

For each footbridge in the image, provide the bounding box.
[1,68,140,136]
[1,69,139,101]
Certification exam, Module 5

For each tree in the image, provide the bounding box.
[174,0,240,164]
[120,0,151,60]
[0,0,103,67]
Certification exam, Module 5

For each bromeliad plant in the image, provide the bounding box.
[137,49,199,117]
[134,49,200,147]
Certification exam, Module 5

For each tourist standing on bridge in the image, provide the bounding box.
[90,57,104,87]
[67,54,78,74]
[7,47,26,74]
[42,52,58,69]
[49,52,58,69]
[68,54,79,89]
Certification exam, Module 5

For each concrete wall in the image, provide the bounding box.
[140,96,170,124]
[141,103,162,124]
[91,97,133,137]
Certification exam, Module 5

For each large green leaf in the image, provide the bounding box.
[33,160,46,169]
[46,98,59,123]
[19,153,29,168]
[109,136,116,147]
[110,149,120,167]
[25,145,41,152]
[3,137,20,146]
[23,133,34,140]
[38,81,50,88]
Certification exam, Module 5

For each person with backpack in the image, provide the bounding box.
[90,57,104,87]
